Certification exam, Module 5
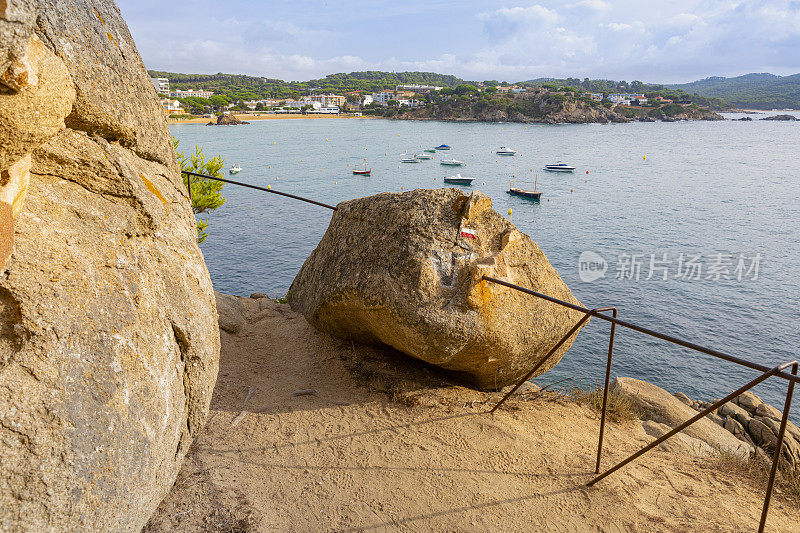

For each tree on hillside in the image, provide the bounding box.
[174,138,226,243]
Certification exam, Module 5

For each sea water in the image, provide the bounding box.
[170,113,800,414]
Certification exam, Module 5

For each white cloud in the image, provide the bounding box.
[567,0,613,13]
[128,0,800,83]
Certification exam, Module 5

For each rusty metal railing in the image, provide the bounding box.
[182,171,338,211]
[175,172,795,530]
[481,275,798,532]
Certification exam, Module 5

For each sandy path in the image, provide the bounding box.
[146,296,800,532]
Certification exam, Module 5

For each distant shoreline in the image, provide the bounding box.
[166,113,370,125]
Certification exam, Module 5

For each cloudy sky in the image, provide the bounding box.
[118,0,800,83]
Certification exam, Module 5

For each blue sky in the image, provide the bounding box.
[118,0,800,83]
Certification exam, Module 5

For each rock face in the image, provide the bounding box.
[0,1,220,531]
[209,113,250,125]
[287,188,586,389]
[612,378,753,456]
[761,114,798,121]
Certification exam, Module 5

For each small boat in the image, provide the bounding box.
[229,164,242,174]
[544,162,575,172]
[435,144,451,150]
[440,158,465,166]
[507,176,542,200]
[424,149,437,153]
[401,153,420,163]
[443,173,474,185]
[415,153,433,160]
[496,147,517,156]
[353,160,371,175]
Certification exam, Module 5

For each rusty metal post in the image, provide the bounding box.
[595,308,618,474]
[489,307,614,413]
[186,173,192,203]
[588,361,796,488]
[758,361,798,533]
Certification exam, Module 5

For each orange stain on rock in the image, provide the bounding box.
[138,173,167,206]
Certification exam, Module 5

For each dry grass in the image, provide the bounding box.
[715,449,800,505]
[564,380,642,423]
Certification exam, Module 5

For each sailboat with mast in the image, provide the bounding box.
[353,159,371,175]
[507,174,542,200]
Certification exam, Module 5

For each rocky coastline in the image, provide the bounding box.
[390,89,723,124]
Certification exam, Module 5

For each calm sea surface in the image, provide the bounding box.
[170,113,800,413]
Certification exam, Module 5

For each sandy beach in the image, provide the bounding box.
[167,113,368,125]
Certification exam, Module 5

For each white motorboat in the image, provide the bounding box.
[496,146,517,156]
[440,158,465,166]
[415,153,433,160]
[544,162,575,172]
[443,173,474,185]
[401,153,420,163]
[229,164,242,174]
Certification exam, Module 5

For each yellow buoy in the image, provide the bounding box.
[267,185,271,190]
[275,177,279,180]
[273,142,276,145]
[326,138,328,141]
[508,208,512,215]
[643,154,646,160]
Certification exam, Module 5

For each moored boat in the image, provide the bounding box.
[440,158,465,166]
[353,160,371,175]
[401,153,420,163]
[496,146,517,156]
[229,164,242,174]
[415,153,433,160]
[544,162,575,172]
[507,176,542,200]
[443,173,474,185]
[424,149,437,153]
[435,144,451,150]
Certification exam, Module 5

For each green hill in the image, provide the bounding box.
[147,70,464,102]
[668,73,800,110]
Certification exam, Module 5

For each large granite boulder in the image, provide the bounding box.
[0,1,219,530]
[612,378,753,457]
[287,188,586,389]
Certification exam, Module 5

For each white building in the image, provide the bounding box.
[151,77,169,95]
[395,84,442,93]
[309,106,340,114]
[160,98,184,114]
[171,89,214,99]
[362,94,374,106]
[372,91,396,105]
[609,93,645,105]
[310,94,346,107]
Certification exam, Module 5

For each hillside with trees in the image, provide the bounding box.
[148,70,464,102]
[667,73,800,110]
[150,69,800,114]
[370,84,722,123]
[521,77,729,110]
